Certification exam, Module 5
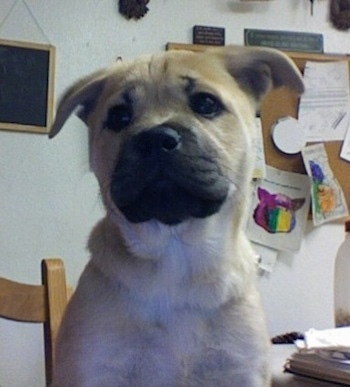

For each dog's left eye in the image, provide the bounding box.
[104,104,133,132]
[189,93,223,118]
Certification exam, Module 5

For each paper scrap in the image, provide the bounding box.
[252,117,266,179]
[252,242,278,273]
[340,124,350,162]
[303,327,350,351]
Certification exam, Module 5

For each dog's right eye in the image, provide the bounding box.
[189,92,224,118]
[104,105,133,132]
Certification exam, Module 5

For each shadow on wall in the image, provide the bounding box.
[227,1,272,14]
[227,0,310,15]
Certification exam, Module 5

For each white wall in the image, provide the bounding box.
[0,0,348,385]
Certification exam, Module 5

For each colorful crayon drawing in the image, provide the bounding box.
[253,187,305,234]
[302,144,348,226]
[309,160,336,214]
[247,165,310,252]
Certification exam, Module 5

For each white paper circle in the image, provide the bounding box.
[271,117,306,155]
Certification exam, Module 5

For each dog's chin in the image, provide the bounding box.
[114,179,227,226]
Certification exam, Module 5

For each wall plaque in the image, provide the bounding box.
[244,29,323,53]
[193,25,225,46]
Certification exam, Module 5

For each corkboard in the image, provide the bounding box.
[166,43,350,211]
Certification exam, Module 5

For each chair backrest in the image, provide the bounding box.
[0,258,70,386]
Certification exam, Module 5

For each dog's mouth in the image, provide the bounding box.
[113,178,226,225]
[109,126,230,225]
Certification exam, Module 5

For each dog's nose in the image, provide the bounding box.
[134,126,182,156]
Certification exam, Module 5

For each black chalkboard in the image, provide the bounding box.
[0,39,55,134]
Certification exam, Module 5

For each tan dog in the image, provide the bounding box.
[50,46,303,386]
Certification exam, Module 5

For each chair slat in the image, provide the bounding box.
[0,258,70,386]
[42,258,70,386]
[0,277,46,322]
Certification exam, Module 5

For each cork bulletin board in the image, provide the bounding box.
[166,43,350,211]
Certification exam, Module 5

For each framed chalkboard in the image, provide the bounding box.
[0,39,55,134]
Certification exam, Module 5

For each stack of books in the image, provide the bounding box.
[285,327,350,385]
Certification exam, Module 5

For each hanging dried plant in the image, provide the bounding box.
[330,0,350,30]
[119,0,150,20]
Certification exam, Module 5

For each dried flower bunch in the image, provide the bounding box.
[330,0,350,30]
[119,0,150,20]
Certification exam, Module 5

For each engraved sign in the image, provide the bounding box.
[244,29,323,53]
[193,25,225,46]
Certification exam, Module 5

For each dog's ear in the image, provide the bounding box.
[209,46,304,102]
[49,71,107,138]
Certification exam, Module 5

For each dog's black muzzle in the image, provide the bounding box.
[110,125,230,225]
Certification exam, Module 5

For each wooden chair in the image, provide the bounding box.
[0,258,70,386]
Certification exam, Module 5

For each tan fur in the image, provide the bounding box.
[50,46,303,386]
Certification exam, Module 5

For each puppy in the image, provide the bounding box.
[50,46,303,386]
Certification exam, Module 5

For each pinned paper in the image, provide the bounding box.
[298,61,350,142]
[340,125,350,162]
[252,117,266,179]
[247,166,311,252]
[302,144,349,226]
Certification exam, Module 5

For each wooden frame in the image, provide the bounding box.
[166,43,350,212]
[0,39,55,134]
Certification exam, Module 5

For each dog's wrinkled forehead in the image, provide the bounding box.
[81,51,247,135]
[49,46,304,139]
[112,51,230,83]
[101,51,239,104]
